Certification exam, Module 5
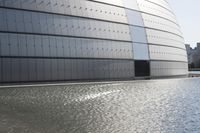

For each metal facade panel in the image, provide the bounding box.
[6,9,16,32]
[11,58,20,82]
[16,10,25,32]
[44,59,51,81]
[0,9,6,31]
[0,58,1,82]
[92,0,124,7]
[57,59,65,80]
[56,37,64,57]
[42,36,50,57]
[32,12,41,33]
[34,36,43,57]
[146,29,185,49]
[27,35,35,57]
[28,59,37,81]
[150,61,188,77]
[123,0,139,10]
[1,33,9,56]
[149,45,187,62]
[20,58,29,82]
[142,13,183,36]
[147,0,171,11]
[9,34,18,56]
[24,11,33,33]
[36,59,44,81]
[64,59,71,80]
[49,37,57,57]
[51,59,58,80]
[2,58,11,82]
[137,0,177,23]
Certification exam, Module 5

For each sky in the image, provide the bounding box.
[168,0,200,48]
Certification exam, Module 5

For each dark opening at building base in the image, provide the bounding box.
[135,61,150,77]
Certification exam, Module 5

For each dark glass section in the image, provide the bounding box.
[135,61,150,77]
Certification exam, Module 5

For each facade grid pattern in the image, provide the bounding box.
[0,0,188,83]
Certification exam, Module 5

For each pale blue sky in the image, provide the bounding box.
[168,0,200,48]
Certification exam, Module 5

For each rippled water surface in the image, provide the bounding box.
[0,78,200,133]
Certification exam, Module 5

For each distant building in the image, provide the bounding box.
[185,44,193,65]
[186,43,200,68]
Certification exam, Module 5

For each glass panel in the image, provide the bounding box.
[126,9,144,26]
[133,43,149,60]
[130,26,147,43]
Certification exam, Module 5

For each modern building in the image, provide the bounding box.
[0,0,188,83]
[186,44,193,65]
[186,43,200,68]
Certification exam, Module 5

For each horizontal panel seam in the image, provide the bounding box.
[144,0,174,15]
[150,60,188,63]
[0,56,135,61]
[0,7,183,38]
[87,0,180,27]
[0,4,180,28]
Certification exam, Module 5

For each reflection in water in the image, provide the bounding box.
[0,78,200,133]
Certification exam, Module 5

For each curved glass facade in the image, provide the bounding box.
[0,0,188,83]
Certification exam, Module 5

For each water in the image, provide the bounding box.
[0,78,200,133]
